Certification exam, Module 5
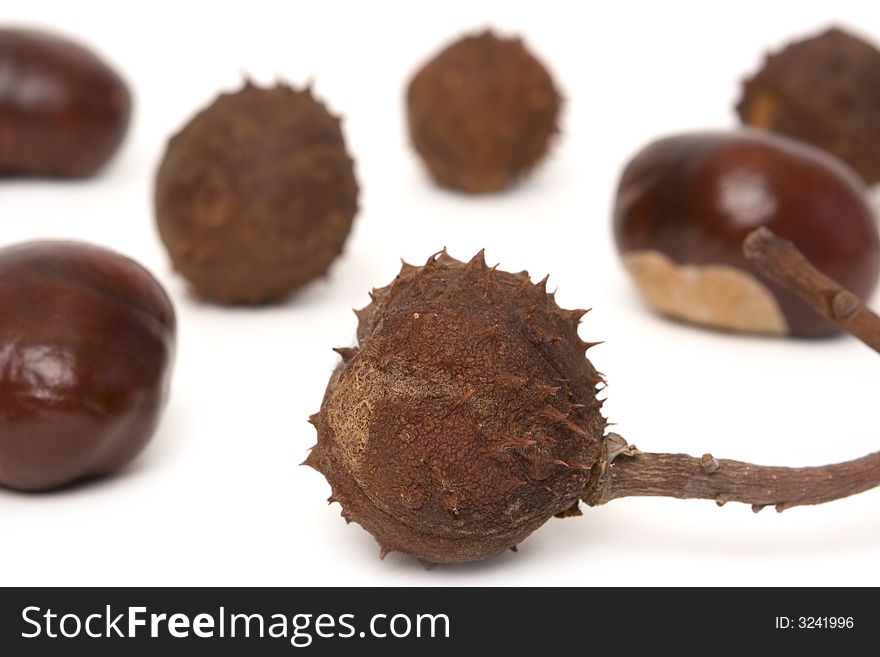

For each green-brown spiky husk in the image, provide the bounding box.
[306,250,605,564]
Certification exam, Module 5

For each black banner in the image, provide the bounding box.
[0,587,870,654]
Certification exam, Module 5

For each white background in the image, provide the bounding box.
[2,0,879,586]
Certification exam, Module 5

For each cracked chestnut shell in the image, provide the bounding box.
[307,251,605,564]
[0,241,176,491]
[406,30,561,193]
[737,27,880,185]
[614,130,880,337]
[155,81,359,305]
[0,28,131,177]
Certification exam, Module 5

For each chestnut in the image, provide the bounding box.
[0,28,131,178]
[613,130,880,337]
[0,241,175,491]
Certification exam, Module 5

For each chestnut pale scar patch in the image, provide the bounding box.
[623,250,789,335]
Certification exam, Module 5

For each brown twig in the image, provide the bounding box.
[743,226,880,354]
[590,450,880,511]
[591,228,880,511]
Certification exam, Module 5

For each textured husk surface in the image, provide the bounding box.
[307,251,605,564]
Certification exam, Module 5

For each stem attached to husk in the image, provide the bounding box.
[590,450,880,511]
[590,227,880,512]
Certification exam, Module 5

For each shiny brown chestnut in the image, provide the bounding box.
[613,130,880,337]
[0,28,131,177]
[0,241,175,491]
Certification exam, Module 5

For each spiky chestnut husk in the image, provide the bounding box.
[155,81,359,305]
[737,28,880,185]
[406,31,562,194]
[306,251,604,564]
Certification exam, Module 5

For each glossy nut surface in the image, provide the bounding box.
[0,28,131,177]
[613,130,880,337]
[0,241,175,491]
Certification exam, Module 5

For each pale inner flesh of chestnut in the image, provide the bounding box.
[623,249,789,335]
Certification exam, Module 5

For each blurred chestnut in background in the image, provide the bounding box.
[613,130,880,337]
[737,27,880,186]
[155,81,358,305]
[0,242,175,491]
[407,30,561,193]
[0,28,131,177]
